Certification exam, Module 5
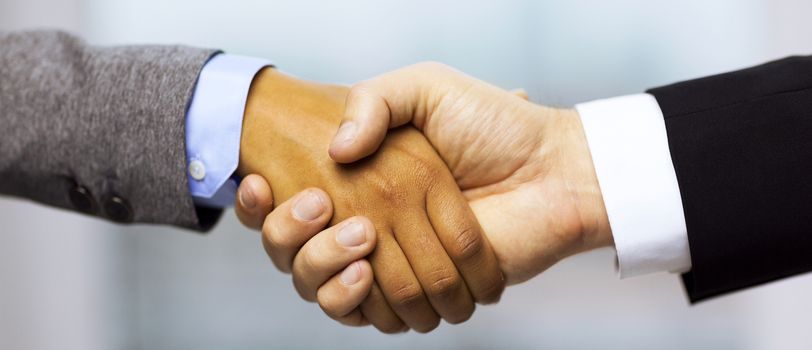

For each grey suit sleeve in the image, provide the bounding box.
[0,30,222,231]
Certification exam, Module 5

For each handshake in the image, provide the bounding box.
[232,62,613,333]
[4,31,807,338]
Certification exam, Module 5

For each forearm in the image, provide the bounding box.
[577,55,812,301]
[648,56,812,301]
[0,30,218,229]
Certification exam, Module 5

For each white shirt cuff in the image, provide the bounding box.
[185,54,271,208]
[576,93,691,277]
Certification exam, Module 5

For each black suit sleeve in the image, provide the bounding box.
[647,56,812,302]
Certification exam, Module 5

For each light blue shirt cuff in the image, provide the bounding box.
[185,53,272,208]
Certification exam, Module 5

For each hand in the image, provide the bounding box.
[235,177,379,328]
[328,62,614,284]
[234,63,613,330]
[233,68,505,333]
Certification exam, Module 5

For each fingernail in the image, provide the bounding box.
[340,262,363,285]
[334,121,357,146]
[292,191,324,221]
[336,221,366,247]
[238,184,257,209]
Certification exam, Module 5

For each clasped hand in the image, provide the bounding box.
[233,62,613,333]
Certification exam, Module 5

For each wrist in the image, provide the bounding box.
[237,69,351,178]
[554,108,613,251]
[235,68,351,206]
[237,68,333,177]
[237,67,276,177]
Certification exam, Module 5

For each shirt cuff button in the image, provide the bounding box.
[189,160,207,181]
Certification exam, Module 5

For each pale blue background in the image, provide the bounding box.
[1,1,811,349]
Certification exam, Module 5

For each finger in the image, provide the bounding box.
[317,260,374,324]
[510,88,529,101]
[261,188,333,273]
[292,217,376,301]
[328,87,392,164]
[393,210,475,324]
[331,308,370,328]
[235,174,275,231]
[371,227,441,333]
[329,62,456,164]
[427,179,505,304]
[361,282,408,334]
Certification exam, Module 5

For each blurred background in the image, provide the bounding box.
[2,0,812,349]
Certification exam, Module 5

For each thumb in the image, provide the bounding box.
[234,174,275,231]
[328,62,452,164]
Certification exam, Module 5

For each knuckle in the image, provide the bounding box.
[298,243,323,275]
[347,83,375,104]
[446,309,473,325]
[445,302,474,325]
[426,272,463,300]
[335,312,366,327]
[374,320,407,334]
[261,238,286,272]
[451,226,485,262]
[292,274,317,302]
[262,220,290,250]
[476,276,506,304]
[390,283,425,310]
[413,317,441,333]
[414,159,442,180]
[364,148,444,204]
[406,157,444,190]
[369,171,409,204]
[316,290,345,319]
[261,222,294,273]
[379,186,408,204]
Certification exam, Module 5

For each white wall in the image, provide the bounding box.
[0,0,84,31]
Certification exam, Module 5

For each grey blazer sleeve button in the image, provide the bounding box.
[68,185,97,214]
[104,196,134,223]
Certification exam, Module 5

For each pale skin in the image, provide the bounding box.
[234,62,614,332]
